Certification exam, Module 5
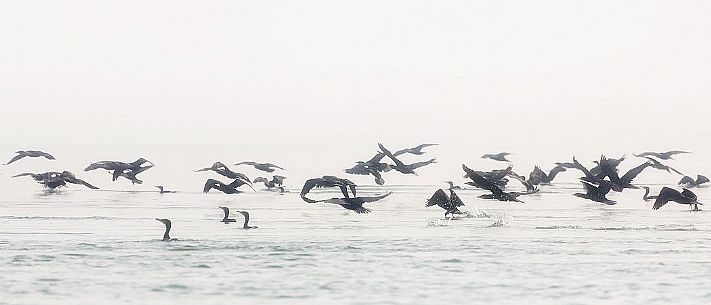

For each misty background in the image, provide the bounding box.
[1,1,710,193]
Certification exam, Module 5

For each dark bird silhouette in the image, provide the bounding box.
[203,178,252,194]
[643,157,683,175]
[481,152,511,162]
[641,186,658,202]
[155,186,176,194]
[393,144,438,156]
[527,165,567,185]
[345,152,390,185]
[155,218,174,241]
[300,176,357,201]
[426,189,465,217]
[597,156,652,189]
[589,155,625,177]
[444,181,461,190]
[506,172,539,194]
[235,211,258,229]
[4,150,55,165]
[571,157,623,204]
[13,171,98,190]
[678,175,709,188]
[378,143,436,175]
[652,187,702,211]
[85,158,154,184]
[307,192,392,214]
[468,165,512,188]
[253,175,286,189]
[219,206,236,223]
[635,151,690,160]
[235,161,285,173]
[462,164,525,202]
[195,162,251,182]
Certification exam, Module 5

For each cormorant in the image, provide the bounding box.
[13,171,98,190]
[306,193,392,214]
[643,157,683,175]
[393,144,438,156]
[234,162,285,173]
[300,176,357,201]
[155,186,176,194]
[652,187,702,211]
[378,143,436,175]
[527,165,567,185]
[155,218,174,241]
[678,175,709,188]
[641,186,658,202]
[236,211,258,229]
[426,189,465,217]
[4,150,55,165]
[462,164,525,202]
[195,162,251,182]
[635,151,690,160]
[219,206,236,223]
[481,152,512,162]
[444,181,461,190]
[203,178,252,194]
[253,175,286,189]
[345,152,390,185]
[571,157,623,204]
[85,158,154,184]
[597,156,651,189]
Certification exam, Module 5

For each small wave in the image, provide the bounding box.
[0,215,123,221]
[536,225,583,230]
[487,213,515,228]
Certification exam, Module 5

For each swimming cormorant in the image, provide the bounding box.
[155,218,174,241]
[4,150,55,165]
[155,186,176,194]
[235,211,258,229]
[219,206,236,223]
[652,187,702,211]
[641,186,658,202]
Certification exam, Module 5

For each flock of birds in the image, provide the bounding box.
[3,146,707,241]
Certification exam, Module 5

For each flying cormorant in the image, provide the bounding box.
[634,151,690,160]
[481,152,512,162]
[652,187,702,211]
[4,150,55,165]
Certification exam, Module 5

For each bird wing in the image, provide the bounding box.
[666,150,690,155]
[620,162,651,184]
[462,164,504,195]
[653,187,683,210]
[5,153,26,165]
[426,189,449,207]
[366,152,387,164]
[203,179,221,193]
[696,175,710,185]
[448,189,465,207]
[265,163,285,170]
[300,178,330,197]
[678,176,695,186]
[66,177,99,189]
[407,158,436,170]
[378,143,406,168]
[572,157,594,180]
[681,188,698,201]
[355,192,392,203]
[507,172,535,192]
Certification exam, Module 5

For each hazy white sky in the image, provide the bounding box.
[1,1,710,190]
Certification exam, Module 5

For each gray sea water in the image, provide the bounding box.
[1,184,710,305]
